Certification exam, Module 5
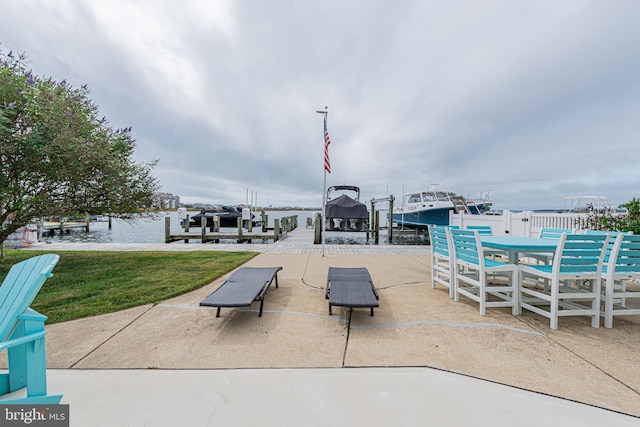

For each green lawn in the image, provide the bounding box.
[0,250,258,324]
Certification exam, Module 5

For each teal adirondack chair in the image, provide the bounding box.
[0,254,62,404]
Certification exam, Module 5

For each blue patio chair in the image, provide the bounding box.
[519,233,608,329]
[528,228,575,265]
[466,225,493,235]
[466,225,507,260]
[584,230,632,269]
[0,254,62,403]
[428,225,456,299]
[449,229,519,315]
[601,234,640,328]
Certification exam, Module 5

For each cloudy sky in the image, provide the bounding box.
[2,0,639,210]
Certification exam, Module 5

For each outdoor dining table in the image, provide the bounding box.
[480,236,558,264]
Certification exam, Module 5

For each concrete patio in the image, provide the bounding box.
[10,230,640,425]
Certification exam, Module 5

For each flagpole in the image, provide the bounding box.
[316,106,329,257]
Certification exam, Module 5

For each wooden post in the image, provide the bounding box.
[164,216,171,243]
[85,212,90,232]
[388,197,394,244]
[183,214,190,243]
[314,212,322,244]
[369,200,375,241]
[200,217,207,243]
[37,219,43,242]
[108,215,112,229]
[213,216,220,243]
[237,217,243,243]
[374,211,380,244]
[274,218,280,241]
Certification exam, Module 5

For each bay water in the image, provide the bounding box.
[37,209,421,245]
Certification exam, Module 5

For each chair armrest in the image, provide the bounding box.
[18,308,48,322]
[0,330,46,352]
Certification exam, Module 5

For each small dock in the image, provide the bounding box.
[165,215,298,243]
[41,221,90,232]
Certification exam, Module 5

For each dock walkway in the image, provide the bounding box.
[34,227,431,254]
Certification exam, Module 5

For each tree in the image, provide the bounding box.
[580,198,640,235]
[1,49,159,244]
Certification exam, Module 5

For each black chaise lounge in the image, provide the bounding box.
[325,267,379,316]
[200,266,283,317]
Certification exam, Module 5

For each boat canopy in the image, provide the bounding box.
[325,194,368,219]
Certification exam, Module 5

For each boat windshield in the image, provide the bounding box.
[435,192,452,201]
[422,192,436,202]
[407,193,422,203]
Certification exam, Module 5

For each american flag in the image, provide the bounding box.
[323,115,331,174]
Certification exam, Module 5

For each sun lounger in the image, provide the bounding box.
[325,267,379,316]
[200,267,282,317]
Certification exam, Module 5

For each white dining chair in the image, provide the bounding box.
[449,228,519,315]
[601,233,640,328]
[428,225,456,299]
[527,228,574,265]
[519,233,609,329]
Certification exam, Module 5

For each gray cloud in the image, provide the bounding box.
[2,0,639,210]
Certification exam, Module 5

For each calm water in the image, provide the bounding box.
[38,210,317,244]
[37,210,423,245]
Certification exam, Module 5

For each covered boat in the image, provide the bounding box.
[392,185,492,229]
[324,186,368,231]
[184,206,250,228]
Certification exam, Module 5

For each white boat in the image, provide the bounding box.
[563,196,612,213]
[392,185,492,229]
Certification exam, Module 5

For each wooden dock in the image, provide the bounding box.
[38,217,92,239]
[165,214,298,244]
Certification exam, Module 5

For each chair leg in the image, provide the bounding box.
[511,269,519,316]
[591,281,601,328]
[604,279,614,328]
[550,279,559,330]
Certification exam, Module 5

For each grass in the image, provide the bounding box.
[0,250,258,324]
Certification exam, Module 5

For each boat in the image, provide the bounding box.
[563,196,613,213]
[184,206,251,228]
[392,185,492,229]
[324,186,369,231]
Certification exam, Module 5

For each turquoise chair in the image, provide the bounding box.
[449,229,519,315]
[601,234,640,328]
[519,233,608,329]
[428,225,456,298]
[466,225,493,235]
[0,254,62,403]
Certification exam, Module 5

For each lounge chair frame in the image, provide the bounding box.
[200,267,282,317]
[325,267,379,316]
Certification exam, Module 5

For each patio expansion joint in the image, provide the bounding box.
[69,305,156,368]
[342,309,352,368]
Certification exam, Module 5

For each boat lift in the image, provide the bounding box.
[370,195,395,244]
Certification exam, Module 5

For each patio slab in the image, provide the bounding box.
[34,251,640,418]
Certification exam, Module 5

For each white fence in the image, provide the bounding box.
[449,211,589,237]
